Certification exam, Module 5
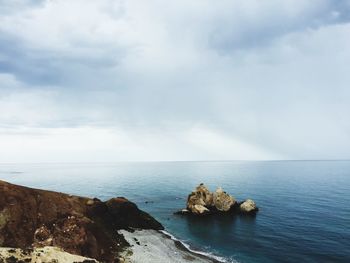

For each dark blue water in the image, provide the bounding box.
[1,161,349,262]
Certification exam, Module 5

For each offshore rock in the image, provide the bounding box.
[177,183,258,216]
[194,183,213,207]
[186,183,214,215]
[0,180,163,263]
[240,199,259,214]
[213,187,236,212]
[192,204,210,215]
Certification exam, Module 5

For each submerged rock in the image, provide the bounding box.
[177,183,258,216]
[0,180,163,263]
[174,209,191,215]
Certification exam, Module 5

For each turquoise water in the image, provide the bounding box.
[0,161,349,262]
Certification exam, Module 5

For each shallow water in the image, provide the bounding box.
[1,161,349,263]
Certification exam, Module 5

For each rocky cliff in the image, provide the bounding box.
[0,180,163,263]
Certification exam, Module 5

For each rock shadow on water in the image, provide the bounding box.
[173,183,259,245]
[180,211,258,257]
[183,213,245,239]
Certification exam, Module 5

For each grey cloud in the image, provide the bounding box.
[0,33,62,85]
[0,31,127,86]
[208,0,350,53]
[0,0,45,14]
[0,0,350,160]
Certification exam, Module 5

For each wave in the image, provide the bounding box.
[159,230,239,263]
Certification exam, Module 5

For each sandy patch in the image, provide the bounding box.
[120,229,224,263]
[0,246,98,263]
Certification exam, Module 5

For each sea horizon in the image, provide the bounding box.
[1,160,349,262]
[1,159,350,164]
[1,1,350,262]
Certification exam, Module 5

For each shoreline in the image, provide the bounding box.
[120,229,228,263]
[0,179,230,263]
[0,180,162,262]
[0,180,235,263]
[159,230,227,263]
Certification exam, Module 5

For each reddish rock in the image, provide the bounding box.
[0,180,163,263]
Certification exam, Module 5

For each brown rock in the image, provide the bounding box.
[186,183,214,214]
[194,183,213,207]
[213,187,236,212]
[86,199,94,206]
[0,180,163,263]
[176,183,258,216]
[240,199,258,214]
[106,197,164,230]
[192,204,210,215]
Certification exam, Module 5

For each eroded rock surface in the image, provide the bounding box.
[179,183,258,216]
[240,199,258,213]
[213,187,236,212]
[186,184,213,215]
[0,180,163,263]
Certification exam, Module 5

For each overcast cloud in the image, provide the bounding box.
[0,0,350,162]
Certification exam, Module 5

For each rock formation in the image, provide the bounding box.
[240,199,258,213]
[213,187,235,212]
[0,180,163,263]
[177,183,258,216]
[186,184,213,215]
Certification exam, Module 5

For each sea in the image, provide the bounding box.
[0,161,349,263]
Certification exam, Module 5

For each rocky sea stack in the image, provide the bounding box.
[0,180,163,263]
[176,183,259,216]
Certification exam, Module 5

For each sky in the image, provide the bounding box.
[0,0,350,162]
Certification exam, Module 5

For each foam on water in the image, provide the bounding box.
[160,230,235,263]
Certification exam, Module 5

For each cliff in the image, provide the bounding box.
[0,180,163,262]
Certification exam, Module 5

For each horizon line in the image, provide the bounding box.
[0,159,350,165]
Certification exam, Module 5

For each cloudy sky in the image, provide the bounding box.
[0,0,350,162]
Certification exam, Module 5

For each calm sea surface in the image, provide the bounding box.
[0,161,349,263]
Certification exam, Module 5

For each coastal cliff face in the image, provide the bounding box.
[0,180,163,263]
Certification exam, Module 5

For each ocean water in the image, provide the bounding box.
[0,161,349,263]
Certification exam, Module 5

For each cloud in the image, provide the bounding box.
[0,125,281,163]
[0,0,45,14]
[0,0,350,161]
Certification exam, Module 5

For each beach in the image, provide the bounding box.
[0,230,225,263]
[120,229,224,263]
